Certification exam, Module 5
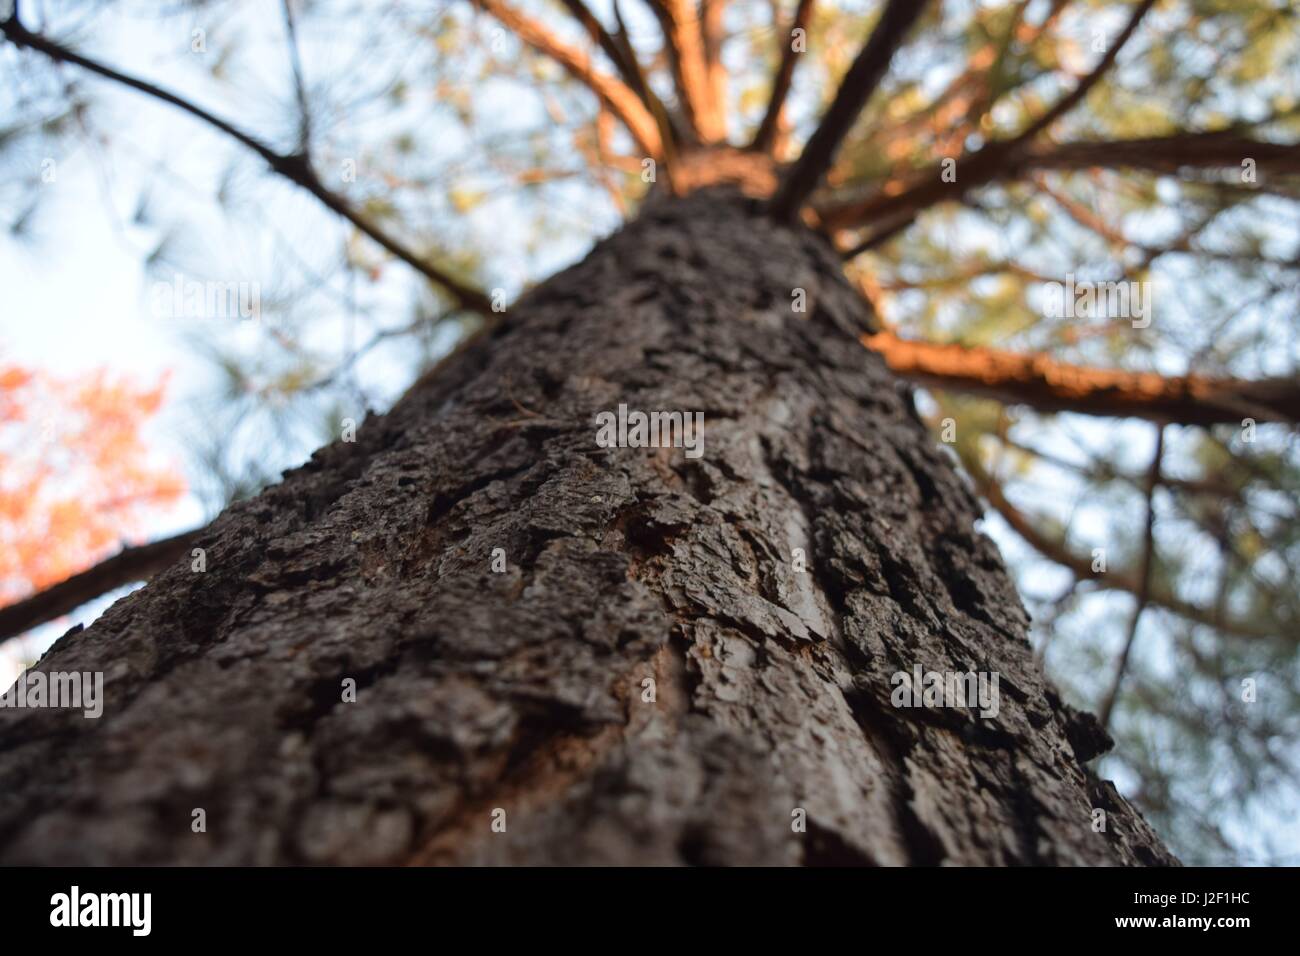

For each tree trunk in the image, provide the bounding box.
[0,185,1176,866]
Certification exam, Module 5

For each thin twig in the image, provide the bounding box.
[1,14,493,314]
[281,0,312,152]
[751,0,815,154]
[960,447,1272,639]
[1008,0,1157,147]
[1098,425,1164,731]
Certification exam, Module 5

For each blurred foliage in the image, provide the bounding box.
[0,361,185,603]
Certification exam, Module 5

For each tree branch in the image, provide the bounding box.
[555,0,680,157]
[751,0,815,155]
[281,0,312,153]
[1,15,493,315]
[873,0,1043,162]
[643,0,726,143]
[557,0,644,100]
[864,330,1300,426]
[824,130,1299,235]
[473,0,663,157]
[1008,0,1157,146]
[700,0,729,138]
[1098,425,1163,731]
[838,212,914,257]
[768,0,930,222]
[830,0,1155,240]
[875,259,1056,291]
[1029,175,1282,270]
[611,0,682,165]
[999,435,1242,500]
[0,529,203,643]
[1023,132,1300,177]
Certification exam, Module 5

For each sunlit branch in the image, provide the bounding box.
[1031,174,1130,246]
[555,0,679,156]
[643,0,726,143]
[473,0,664,157]
[864,330,1300,427]
[700,0,728,138]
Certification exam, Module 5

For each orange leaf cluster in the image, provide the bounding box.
[0,361,186,606]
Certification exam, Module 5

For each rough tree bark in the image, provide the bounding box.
[0,178,1176,866]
